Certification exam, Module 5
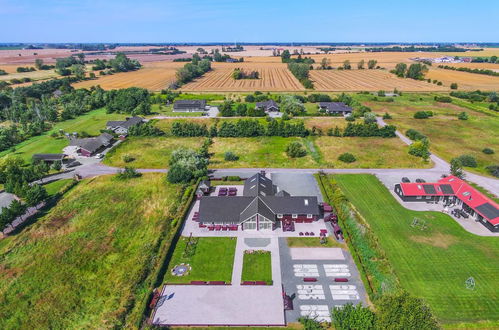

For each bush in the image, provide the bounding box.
[345,115,355,122]
[382,112,392,119]
[486,165,499,178]
[456,154,477,167]
[338,152,356,163]
[331,303,375,330]
[123,155,135,163]
[434,95,452,103]
[286,141,307,158]
[115,167,141,180]
[405,129,427,141]
[224,151,239,161]
[482,148,494,155]
[457,111,468,120]
[363,112,377,124]
[450,83,458,89]
[413,111,433,119]
[408,139,430,160]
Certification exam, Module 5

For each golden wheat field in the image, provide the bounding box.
[426,68,499,90]
[181,62,304,91]
[310,69,447,91]
[73,61,184,90]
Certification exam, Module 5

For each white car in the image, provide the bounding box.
[95,153,104,159]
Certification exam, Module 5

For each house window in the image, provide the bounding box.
[292,214,298,219]
[425,196,431,199]
[307,214,313,219]
[416,196,422,200]
[277,214,283,219]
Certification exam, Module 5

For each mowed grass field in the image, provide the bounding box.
[310,69,447,92]
[181,62,304,92]
[359,94,499,176]
[103,137,204,168]
[0,173,182,329]
[241,251,272,283]
[0,108,125,162]
[316,136,432,169]
[163,237,237,284]
[333,174,499,326]
[73,61,184,91]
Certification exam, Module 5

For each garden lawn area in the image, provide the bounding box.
[316,136,432,169]
[0,173,182,329]
[332,174,499,326]
[150,104,206,117]
[356,93,499,176]
[0,108,125,162]
[164,237,237,284]
[241,250,272,283]
[286,237,346,249]
[103,137,204,168]
[209,137,320,168]
[43,179,73,196]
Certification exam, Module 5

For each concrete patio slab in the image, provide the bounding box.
[290,248,345,260]
[152,284,285,326]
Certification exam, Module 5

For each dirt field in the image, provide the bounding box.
[181,62,304,92]
[310,69,447,91]
[73,61,184,90]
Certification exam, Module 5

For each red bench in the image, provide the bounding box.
[334,278,349,282]
[303,277,317,282]
[242,281,255,285]
[208,281,225,285]
[191,281,206,285]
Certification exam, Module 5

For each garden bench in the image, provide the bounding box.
[303,277,317,282]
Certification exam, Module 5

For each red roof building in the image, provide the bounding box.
[395,176,499,232]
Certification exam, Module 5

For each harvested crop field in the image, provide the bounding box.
[181,62,304,91]
[73,61,184,91]
[426,68,499,91]
[310,69,447,91]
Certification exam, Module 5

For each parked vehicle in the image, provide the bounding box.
[402,177,410,183]
[95,153,104,159]
[416,178,426,183]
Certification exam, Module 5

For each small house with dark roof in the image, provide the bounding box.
[198,173,319,231]
[395,175,499,232]
[32,153,66,164]
[196,180,211,199]
[106,116,144,135]
[255,100,279,113]
[70,133,114,157]
[318,102,352,115]
[173,100,207,112]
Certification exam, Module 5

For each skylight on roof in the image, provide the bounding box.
[417,185,422,189]
[463,191,471,196]
[304,199,309,206]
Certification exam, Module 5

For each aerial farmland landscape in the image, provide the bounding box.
[0,1,498,330]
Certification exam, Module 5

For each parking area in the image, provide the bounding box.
[279,238,368,323]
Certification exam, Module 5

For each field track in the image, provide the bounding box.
[310,70,447,91]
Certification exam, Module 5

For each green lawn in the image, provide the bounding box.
[332,174,499,326]
[164,237,237,284]
[150,104,206,117]
[286,237,346,249]
[103,136,204,168]
[43,179,73,196]
[0,173,182,329]
[0,108,125,162]
[241,250,272,283]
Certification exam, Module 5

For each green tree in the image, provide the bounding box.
[457,112,468,120]
[408,139,430,161]
[364,112,377,124]
[52,161,62,171]
[393,63,407,77]
[320,57,331,69]
[281,50,291,63]
[25,184,48,207]
[281,95,305,115]
[35,59,44,70]
[367,59,377,69]
[70,64,86,80]
[357,59,365,69]
[331,303,375,330]
[286,141,307,158]
[338,152,356,163]
[450,82,458,89]
[406,63,428,80]
[376,292,439,330]
[450,158,464,178]
[342,60,352,70]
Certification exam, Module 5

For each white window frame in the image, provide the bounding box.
[307,214,313,219]
[277,214,283,219]
[416,196,422,200]
[292,214,298,219]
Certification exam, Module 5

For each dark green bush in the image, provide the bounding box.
[338,152,356,163]
[482,148,494,155]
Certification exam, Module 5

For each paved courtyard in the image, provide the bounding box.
[279,238,368,323]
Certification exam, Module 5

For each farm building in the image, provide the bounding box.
[198,173,319,231]
[255,99,280,113]
[173,99,207,112]
[69,133,114,157]
[106,116,144,135]
[395,176,499,232]
[32,153,66,164]
[318,102,352,115]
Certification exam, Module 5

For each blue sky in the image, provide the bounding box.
[1,0,497,43]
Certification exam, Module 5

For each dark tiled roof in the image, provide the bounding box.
[106,116,144,129]
[439,184,454,194]
[173,99,206,110]
[276,190,290,197]
[198,196,254,223]
[70,133,113,153]
[475,203,499,221]
[255,100,279,111]
[319,102,352,113]
[240,197,275,222]
[32,153,65,161]
[262,196,319,215]
[423,184,437,194]
[243,173,276,197]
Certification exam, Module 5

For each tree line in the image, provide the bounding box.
[438,65,499,77]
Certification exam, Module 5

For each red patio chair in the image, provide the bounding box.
[299,232,304,236]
